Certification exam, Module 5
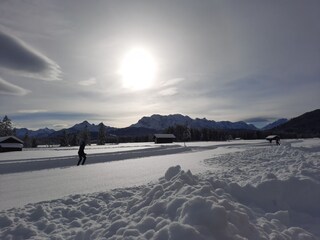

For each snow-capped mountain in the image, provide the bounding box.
[131,114,193,130]
[262,118,288,130]
[15,127,55,138]
[68,120,101,133]
[130,114,257,130]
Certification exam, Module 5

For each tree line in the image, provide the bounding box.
[57,123,108,147]
[164,124,265,141]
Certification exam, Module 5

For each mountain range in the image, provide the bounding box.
[14,110,319,139]
[130,114,258,130]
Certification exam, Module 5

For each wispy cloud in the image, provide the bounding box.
[157,78,184,96]
[18,109,47,114]
[78,77,97,86]
[159,88,178,96]
[242,117,274,123]
[161,78,184,87]
[0,29,61,81]
[0,77,29,95]
[11,111,97,121]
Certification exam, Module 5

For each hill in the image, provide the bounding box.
[271,109,320,137]
[262,118,288,130]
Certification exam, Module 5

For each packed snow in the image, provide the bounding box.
[0,139,319,239]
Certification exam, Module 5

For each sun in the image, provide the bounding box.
[119,47,157,90]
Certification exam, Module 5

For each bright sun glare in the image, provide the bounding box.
[119,47,157,90]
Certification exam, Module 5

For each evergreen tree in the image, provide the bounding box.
[31,138,38,148]
[0,115,13,136]
[81,125,91,145]
[23,132,31,148]
[70,134,78,146]
[0,119,3,137]
[60,130,69,147]
[183,125,191,142]
[97,123,106,145]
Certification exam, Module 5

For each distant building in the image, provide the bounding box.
[154,134,176,144]
[0,136,24,152]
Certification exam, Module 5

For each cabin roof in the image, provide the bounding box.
[0,136,24,144]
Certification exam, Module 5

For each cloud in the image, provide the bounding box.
[53,123,69,129]
[10,111,102,130]
[161,78,185,87]
[78,77,97,86]
[159,88,178,96]
[0,29,61,81]
[0,77,29,95]
[18,109,47,114]
[242,117,274,123]
[157,78,184,96]
[11,111,98,122]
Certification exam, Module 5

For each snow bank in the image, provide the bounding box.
[1,166,318,239]
[228,177,320,216]
[204,141,320,186]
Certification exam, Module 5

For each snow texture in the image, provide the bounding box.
[0,139,319,239]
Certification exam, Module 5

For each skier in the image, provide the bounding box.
[77,140,87,165]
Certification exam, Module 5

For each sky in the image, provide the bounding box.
[0,0,319,130]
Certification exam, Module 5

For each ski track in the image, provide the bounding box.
[0,145,190,174]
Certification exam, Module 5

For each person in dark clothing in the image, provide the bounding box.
[77,141,87,165]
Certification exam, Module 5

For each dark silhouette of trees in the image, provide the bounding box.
[23,132,31,148]
[31,138,38,148]
[70,134,78,146]
[60,130,69,147]
[97,123,107,145]
[80,125,91,145]
[165,125,266,141]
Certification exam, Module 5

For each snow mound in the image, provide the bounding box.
[204,142,320,186]
[228,177,320,216]
[0,166,318,239]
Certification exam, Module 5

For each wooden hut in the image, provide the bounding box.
[154,134,176,144]
[266,135,280,144]
[0,136,24,152]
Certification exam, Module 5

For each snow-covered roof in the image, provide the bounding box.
[0,136,24,144]
[154,134,176,139]
[265,135,280,140]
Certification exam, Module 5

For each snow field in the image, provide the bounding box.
[1,164,319,239]
[0,166,320,240]
[0,139,319,239]
[203,141,320,186]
